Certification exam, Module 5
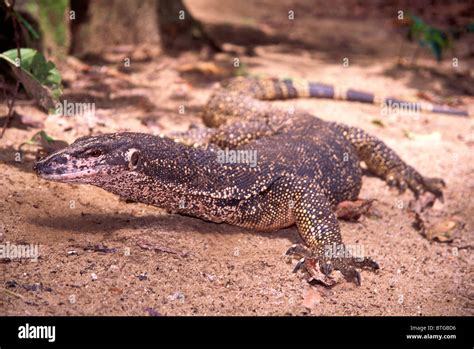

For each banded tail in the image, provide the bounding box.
[252,77,469,117]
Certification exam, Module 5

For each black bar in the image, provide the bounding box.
[0,316,471,347]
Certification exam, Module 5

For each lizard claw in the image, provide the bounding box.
[285,244,311,259]
[292,257,306,273]
[330,255,379,285]
[320,256,369,286]
[421,177,445,202]
[338,266,361,286]
[286,244,379,286]
[349,255,380,271]
[386,168,445,203]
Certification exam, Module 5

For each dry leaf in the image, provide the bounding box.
[426,219,462,242]
[403,130,442,142]
[178,62,225,76]
[335,199,376,221]
[371,119,385,128]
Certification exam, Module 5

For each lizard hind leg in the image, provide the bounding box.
[333,123,445,200]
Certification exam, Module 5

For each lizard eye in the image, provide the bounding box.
[89,149,102,157]
[128,149,140,169]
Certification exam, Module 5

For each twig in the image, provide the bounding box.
[1,287,24,299]
[136,239,188,257]
[396,38,404,65]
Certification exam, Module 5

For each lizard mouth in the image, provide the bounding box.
[34,156,105,183]
[36,168,102,181]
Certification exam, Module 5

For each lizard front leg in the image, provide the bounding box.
[291,180,379,285]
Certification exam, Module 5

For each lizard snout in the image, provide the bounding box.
[34,157,58,177]
[34,152,71,179]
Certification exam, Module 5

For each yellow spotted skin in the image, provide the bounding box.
[36,77,446,285]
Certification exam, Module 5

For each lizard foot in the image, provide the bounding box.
[420,177,445,201]
[286,244,379,286]
[386,168,445,202]
[325,255,379,285]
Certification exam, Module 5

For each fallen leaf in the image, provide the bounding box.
[426,219,462,242]
[335,199,376,221]
[403,130,442,142]
[371,119,385,128]
[178,61,225,76]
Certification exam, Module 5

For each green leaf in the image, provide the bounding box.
[19,130,68,155]
[408,14,450,62]
[0,48,62,110]
[36,130,56,144]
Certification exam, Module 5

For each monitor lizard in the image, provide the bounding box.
[34,77,448,285]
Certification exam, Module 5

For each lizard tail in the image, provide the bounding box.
[253,78,469,117]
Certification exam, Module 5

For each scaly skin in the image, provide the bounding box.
[34,77,445,285]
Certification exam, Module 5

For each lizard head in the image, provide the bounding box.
[34,132,152,185]
[34,132,225,208]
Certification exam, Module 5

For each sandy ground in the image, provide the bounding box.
[1,0,473,315]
